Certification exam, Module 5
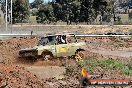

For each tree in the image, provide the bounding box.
[30,0,43,9]
[52,0,81,24]
[80,0,93,24]
[12,0,29,24]
[79,0,111,24]
[1,0,11,21]
[101,0,113,22]
[36,0,114,24]
[36,4,55,24]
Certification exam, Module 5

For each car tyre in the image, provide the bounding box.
[42,52,53,61]
[75,51,86,62]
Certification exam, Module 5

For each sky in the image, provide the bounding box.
[29,0,52,3]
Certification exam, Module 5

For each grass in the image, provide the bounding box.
[119,14,128,22]
[129,28,132,32]
[0,16,37,24]
[0,17,5,25]
[29,16,37,23]
[117,14,132,24]
[79,59,132,76]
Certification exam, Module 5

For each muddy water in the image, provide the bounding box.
[91,49,132,58]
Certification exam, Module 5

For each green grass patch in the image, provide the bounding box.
[29,16,37,23]
[79,59,132,76]
[120,14,128,22]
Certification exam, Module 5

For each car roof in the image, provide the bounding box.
[38,33,75,38]
[47,33,75,36]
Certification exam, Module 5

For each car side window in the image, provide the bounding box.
[47,36,56,45]
[39,37,53,46]
[39,37,49,46]
[56,35,67,44]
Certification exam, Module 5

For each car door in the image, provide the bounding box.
[49,45,56,57]
[67,42,77,56]
[56,44,69,57]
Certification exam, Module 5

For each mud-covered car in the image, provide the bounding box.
[19,34,87,61]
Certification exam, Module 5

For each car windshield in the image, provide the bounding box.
[38,36,56,46]
[38,35,78,46]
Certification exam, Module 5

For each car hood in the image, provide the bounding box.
[20,45,44,51]
[20,47,37,51]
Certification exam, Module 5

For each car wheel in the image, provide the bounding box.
[42,52,53,61]
[75,51,86,62]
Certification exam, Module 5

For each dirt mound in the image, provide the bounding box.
[0,38,81,87]
[0,37,38,64]
[0,63,80,88]
[0,64,50,88]
[86,37,132,51]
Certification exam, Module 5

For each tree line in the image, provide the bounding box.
[0,0,131,24]
[36,0,114,24]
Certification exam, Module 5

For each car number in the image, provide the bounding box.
[59,48,67,53]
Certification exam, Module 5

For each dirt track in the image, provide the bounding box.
[86,37,132,58]
[1,25,132,35]
[0,37,131,88]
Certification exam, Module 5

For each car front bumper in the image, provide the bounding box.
[19,49,38,57]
